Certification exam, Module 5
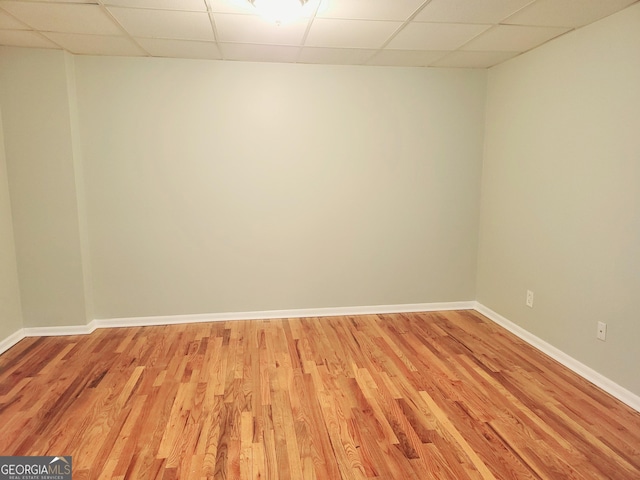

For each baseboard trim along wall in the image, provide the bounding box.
[1,300,638,412]
[474,303,640,413]
[92,301,476,328]
[23,322,97,337]
[0,301,474,355]
[0,328,26,356]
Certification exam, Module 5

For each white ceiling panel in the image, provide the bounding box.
[0,29,59,48]
[387,22,490,50]
[214,13,307,45]
[462,24,570,52]
[0,2,122,35]
[305,19,401,48]
[366,49,447,67]
[207,0,258,14]
[299,47,376,65]
[219,42,300,62]
[209,0,321,16]
[317,0,426,21]
[503,0,638,27]
[0,9,28,30]
[0,0,637,68]
[24,0,96,3]
[415,0,535,24]
[136,38,222,59]
[104,0,208,12]
[433,50,519,68]
[44,32,147,55]
[107,7,214,40]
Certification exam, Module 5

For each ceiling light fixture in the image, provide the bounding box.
[248,0,310,25]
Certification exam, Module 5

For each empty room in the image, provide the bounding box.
[0,0,639,478]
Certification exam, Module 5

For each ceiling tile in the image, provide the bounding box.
[433,50,519,68]
[136,38,222,59]
[208,0,320,16]
[366,49,447,67]
[43,32,147,56]
[298,47,376,65]
[214,13,307,45]
[317,0,426,21]
[104,0,208,12]
[0,9,28,30]
[305,18,401,48]
[0,29,59,48]
[207,0,264,14]
[219,42,300,62]
[0,2,122,35]
[415,0,535,24]
[462,24,570,52]
[107,7,214,41]
[503,0,637,28]
[1,0,635,66]
[23,0,96,3]
[387,22,490,50]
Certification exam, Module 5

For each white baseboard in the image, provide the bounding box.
[23,321,97,338]
[474,302,640,413]
[94,301,476,328]
[0,302,472,352]
[0,321,99,354]
[0,328,26,356]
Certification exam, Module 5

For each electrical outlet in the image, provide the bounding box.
[526,290,534,308]
[597,321,607,341]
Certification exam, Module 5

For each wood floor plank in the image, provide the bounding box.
[1,311,639,479]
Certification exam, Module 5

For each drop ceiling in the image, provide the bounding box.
[0,0,637,68]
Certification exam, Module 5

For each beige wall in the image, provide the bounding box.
[477,3,640,395]
[0,48,89,327]
[75,58,486,318]
[3,2,637,399]
[0,105,23,339]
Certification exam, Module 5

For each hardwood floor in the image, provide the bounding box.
[1,310,639,479]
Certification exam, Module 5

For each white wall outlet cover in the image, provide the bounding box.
[526,290,534,308]
[597,321,607,341]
